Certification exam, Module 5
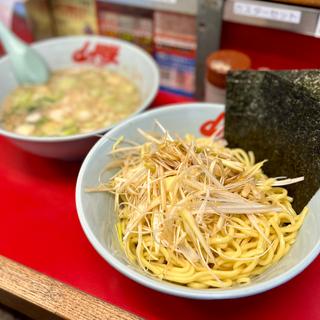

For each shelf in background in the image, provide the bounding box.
[223,0,320,37]
[101,0,320,38]
[100,0,197,15]
[97,0,319,100]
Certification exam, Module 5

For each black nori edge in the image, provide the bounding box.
[225,70,320,213]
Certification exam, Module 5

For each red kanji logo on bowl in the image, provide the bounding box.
[200,112,225,138]
[72,41,119,66]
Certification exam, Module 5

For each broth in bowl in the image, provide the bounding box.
[0,67,141,137]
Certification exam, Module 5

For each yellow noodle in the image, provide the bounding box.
[94,132,307,288]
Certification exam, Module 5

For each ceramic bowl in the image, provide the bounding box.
[76,103,320,299]
[0,35,159,160]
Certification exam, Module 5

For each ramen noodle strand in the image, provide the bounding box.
[91,131,307,288]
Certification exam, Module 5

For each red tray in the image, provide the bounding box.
[1,91,320,320]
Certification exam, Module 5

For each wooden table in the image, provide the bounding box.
[0,255,139,320]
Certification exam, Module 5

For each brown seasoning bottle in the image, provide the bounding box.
[205,50,251,103]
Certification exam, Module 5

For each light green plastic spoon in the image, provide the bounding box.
[0,20,50,84]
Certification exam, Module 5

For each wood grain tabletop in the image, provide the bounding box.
[0,255,141,320]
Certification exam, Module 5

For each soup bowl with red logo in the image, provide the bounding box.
[0,35,159,160]
[76,103,320,299]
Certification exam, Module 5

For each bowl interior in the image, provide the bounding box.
[76,104,320,299]
[0,35,159,112]
[0,36,159,160]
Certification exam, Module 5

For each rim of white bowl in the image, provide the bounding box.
[76,103,320,299]
[0,35,160,142]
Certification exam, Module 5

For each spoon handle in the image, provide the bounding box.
[0,20,26,55]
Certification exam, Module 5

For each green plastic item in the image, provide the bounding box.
[0,20,50,85]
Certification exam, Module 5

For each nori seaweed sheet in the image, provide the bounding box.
[225,70,320,213]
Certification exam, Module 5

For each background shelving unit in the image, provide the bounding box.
[101,0,320,38]
[223,0,320,37]
[100,0,320,98]
[104,0,198,15]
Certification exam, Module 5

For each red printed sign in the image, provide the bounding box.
[72,41,119,66]
[200,112,225,138]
